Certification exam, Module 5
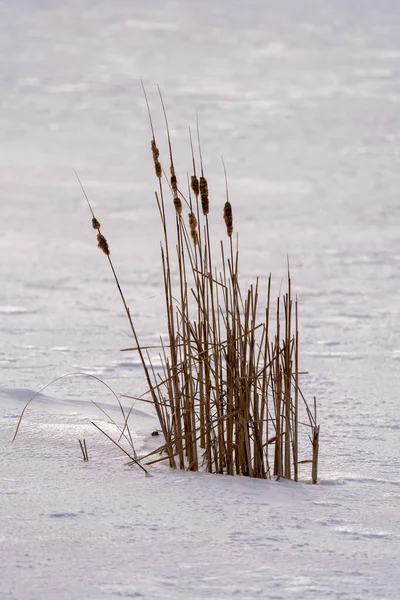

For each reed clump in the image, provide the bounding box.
[88,94,319,482]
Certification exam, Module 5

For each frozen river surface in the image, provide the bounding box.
[1,1,399,599]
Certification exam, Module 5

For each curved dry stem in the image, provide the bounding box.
[12,372,127,442]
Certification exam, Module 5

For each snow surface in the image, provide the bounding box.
[1,1,400,598]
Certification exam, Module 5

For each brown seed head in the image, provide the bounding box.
[200,176,208,197]
[151,139,159,161]
[191,229,199,245]
[170,165,178,194]
[188,211,197,231]
[190,175,199,198]
[173,196,182,216]
[199,176,209,216]
[154,160,162,179]
[151,139,162,178]
[223,201,233,237]
[188,211,198,245]
[92,217,101,230]
[97,233,110,256]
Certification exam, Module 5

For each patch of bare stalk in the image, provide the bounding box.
[79,439,89,461]
[87,93,319,483]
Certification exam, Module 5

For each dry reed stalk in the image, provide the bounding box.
[92,422,149,475]
[311,396,319,483]
[312,424,320,484]
[283,273,292,479]
[294,298,299,481]
[79,439,89,461]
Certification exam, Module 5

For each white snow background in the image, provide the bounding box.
[1,1,399,599]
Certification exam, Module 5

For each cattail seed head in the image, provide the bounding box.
[199,176,208,197]
[92,217,101,230]
[199,176,209,216]
[97,233,110,256]
[151,139,159,160]
[151,139,162,178]
[190,175,199,198]
[170,165,178,194]
[223,201,233,237]
[188,211,197,230]
[173,196,182,216]
[191,230,199,245]
[188,211,198,245]
[154,160,162,179]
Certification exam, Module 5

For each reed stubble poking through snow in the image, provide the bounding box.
[85,90,319,482]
